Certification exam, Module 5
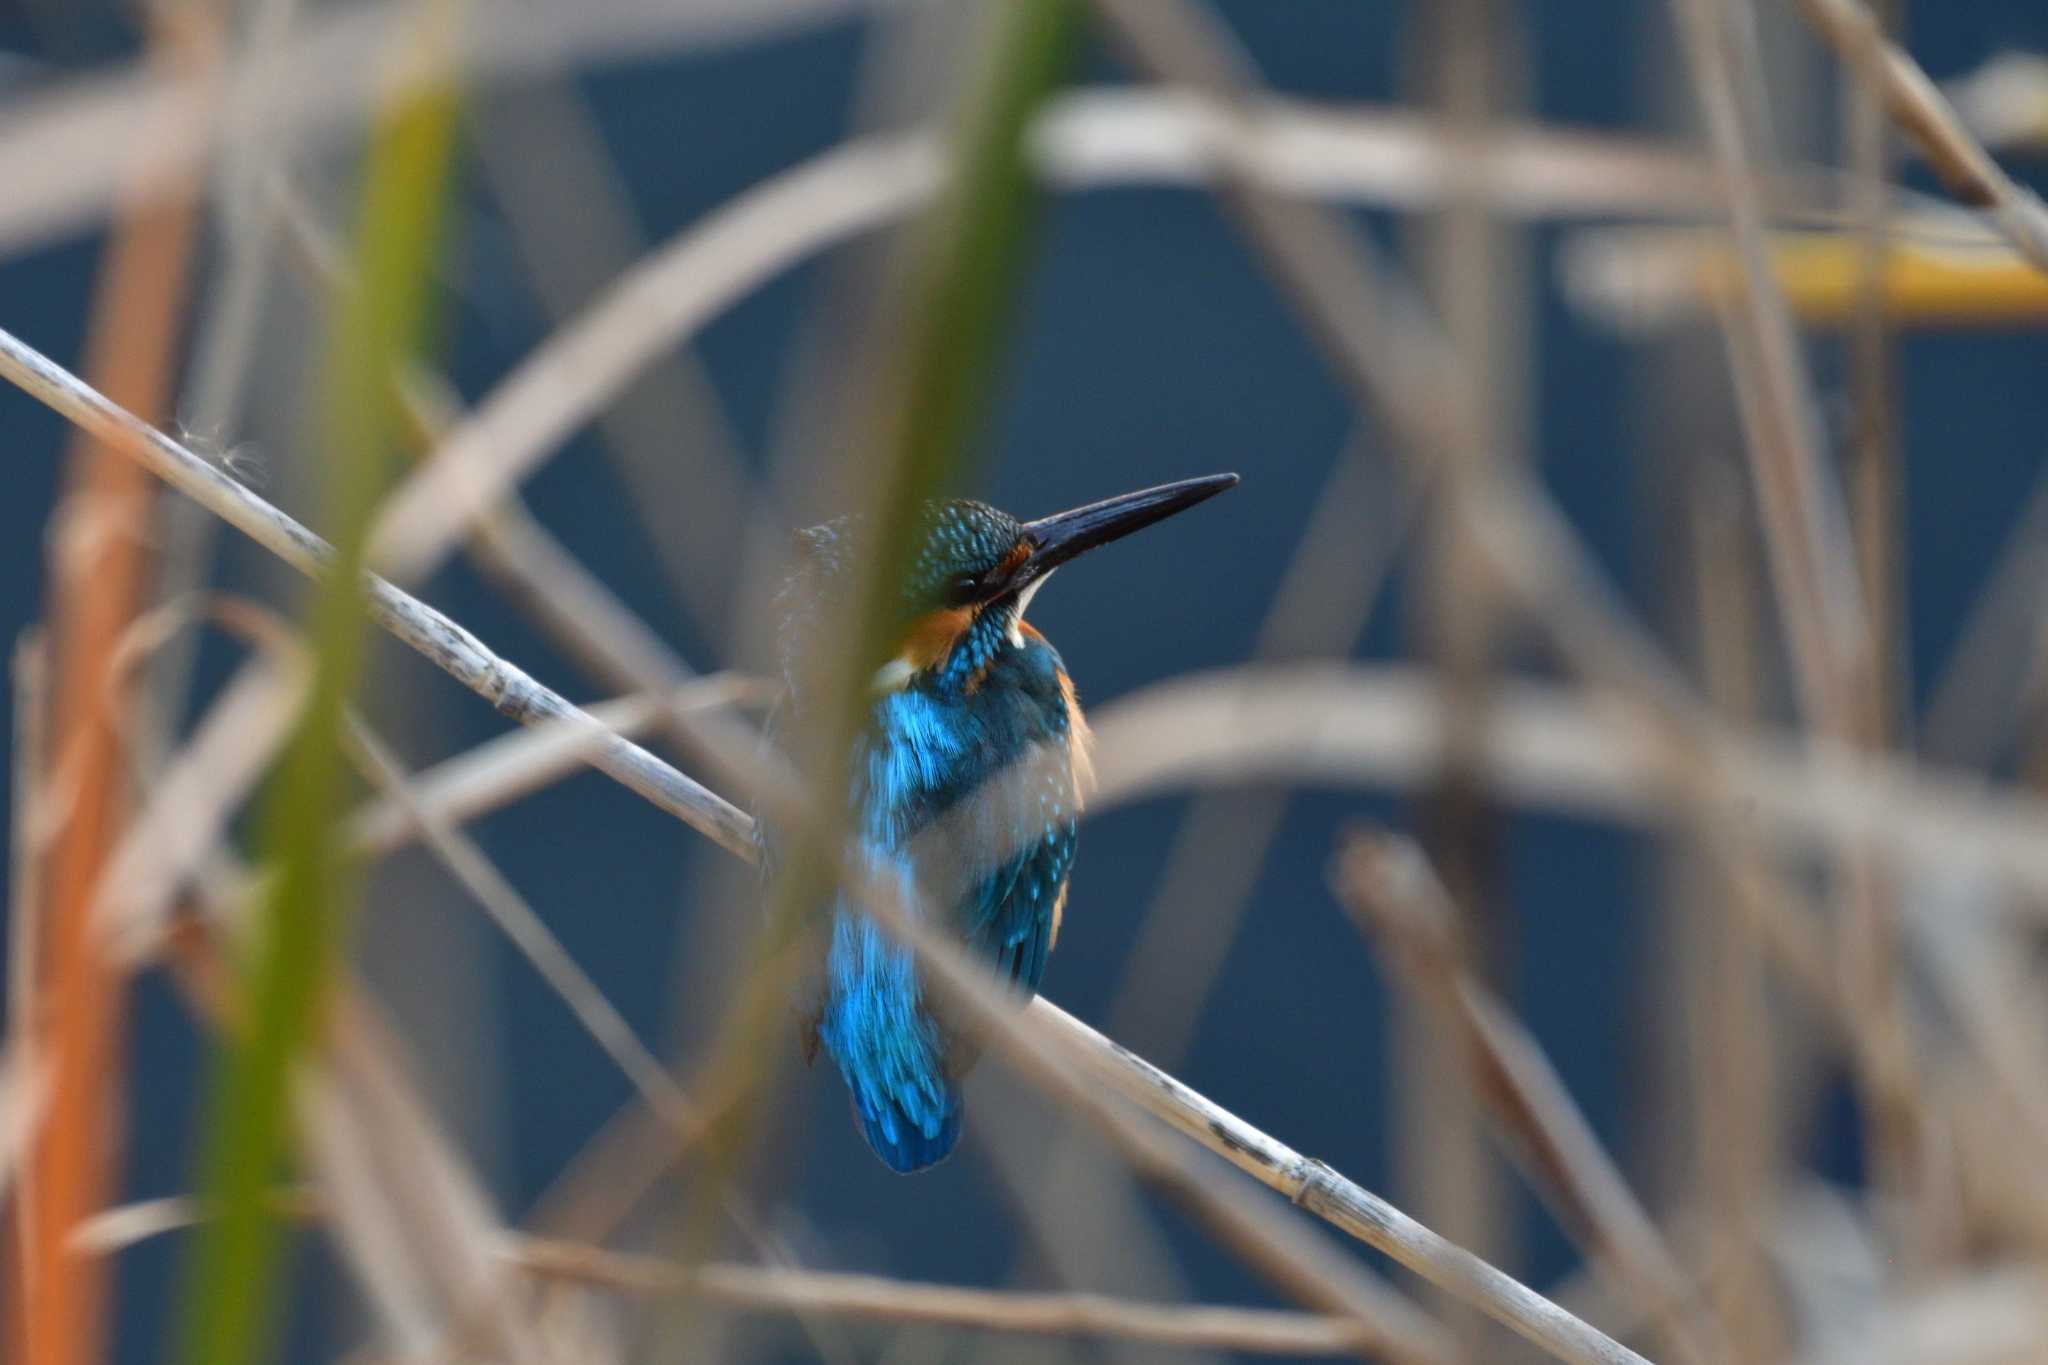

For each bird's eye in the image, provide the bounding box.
[946,572,981,605]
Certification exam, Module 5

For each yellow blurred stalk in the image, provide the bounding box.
[1567,225,2048,329]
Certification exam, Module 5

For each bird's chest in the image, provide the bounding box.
[857,644,1084,982]
[857,669,1072,851]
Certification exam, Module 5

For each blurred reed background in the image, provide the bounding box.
[3,1,2048,1362]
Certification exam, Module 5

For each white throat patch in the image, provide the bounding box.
[1008,571,1053,646]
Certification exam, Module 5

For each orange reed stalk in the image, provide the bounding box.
[3,29,209,1365]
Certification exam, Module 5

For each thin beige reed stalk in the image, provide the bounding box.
[1333,829,1728,1365]
[0,1047,49,1211]
[0,326,758,864]
[1842,0,1906,736]
[89,634,306,965]
[1667,0,1927,1247]
[0,25,1887,266]
[141,0,314,781]
[162,911,552,1363]
[5,634,47,1295]
[72,1193,1381,1358]
[1798,0,2048,272]
[344,679,761,858]
[524,1252,1371,1358]
[0,0,894,255]
[1683,475,1789,1359]
[1081,667,2048,905]
[1666,0,1871,733]
[1398,3,1528,1347]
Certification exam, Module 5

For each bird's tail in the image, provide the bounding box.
[821,914,964,1173]
[851,1085,961,1173]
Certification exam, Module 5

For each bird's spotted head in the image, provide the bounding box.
[878,474,1241,693]
[904,499,1032,618]
[779,475,1239,701]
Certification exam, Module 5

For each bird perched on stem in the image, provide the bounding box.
[772,474,1238,1171]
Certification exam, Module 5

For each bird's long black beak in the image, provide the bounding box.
[1013,473,1239,587]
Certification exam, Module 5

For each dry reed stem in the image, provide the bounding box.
[1399,6,1526,1346]
[90,630,307,965]
[1945,52,2048,154]
[1085,664,2048,903]
[72,1192,1382,1357]
[1669,0,1925,1249]
[1683,477,1788,1359]
[141,0,314,779]
[1797,0,2048,272]
[0,330,1679,1365]
[1032,90,1851,221]
[5,634,47,1298]
[1668,0,1870,732]
[0,1049,49,1231]
[521,1246,1367,1357]
[0,39,1888,265]
[1333,829,1726,1365]
[163,913,552,1363]
[0,0,886,256]
[345,679,761,858]
[1842,0,1904,737]
[1025,997,1639,1365]
[0,324,758,864]
[1784,1265,2048,1365]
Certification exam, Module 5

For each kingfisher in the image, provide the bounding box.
[772,473,1238,1172]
